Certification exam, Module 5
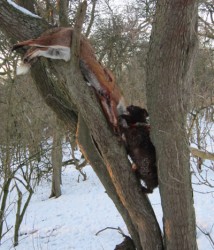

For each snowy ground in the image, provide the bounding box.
[1,153,214,249]
[2,164,128,250]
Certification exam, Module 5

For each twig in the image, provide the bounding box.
[197,225,214,249]
[95,226,126,237]
[62,159,75,167]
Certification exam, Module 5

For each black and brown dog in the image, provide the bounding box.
[120,105,158,193]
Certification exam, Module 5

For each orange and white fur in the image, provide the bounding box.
[12,27,127,130]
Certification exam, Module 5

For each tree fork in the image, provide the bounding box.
[0,1,163,249]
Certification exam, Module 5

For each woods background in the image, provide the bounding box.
[0,0,213,249]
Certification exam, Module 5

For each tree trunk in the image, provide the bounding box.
[50,117,63,198]
[57,0,69,26]
[146,0,198,249]
[76,115,142,250]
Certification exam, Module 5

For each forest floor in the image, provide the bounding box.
[1,150,214,250]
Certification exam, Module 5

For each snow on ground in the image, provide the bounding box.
[192,159,214,250]
[195,190,214,250]
[2,165,128,250]
[2,161,214,250]
[1,141,214,250]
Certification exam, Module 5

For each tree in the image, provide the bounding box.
[0,0,201,249]
[146,0,198,249]
[49,117,63,198]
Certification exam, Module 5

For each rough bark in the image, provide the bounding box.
[15,0,35,13]
[0,1,164,249]
[0,0,49,42]
[146,0,198,249]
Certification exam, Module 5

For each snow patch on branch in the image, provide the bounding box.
[7,0,41,19]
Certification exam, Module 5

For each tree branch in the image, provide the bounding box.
[85,0,97,37]
[76,115,142,250]
[190,147,214,161]
[58,0,69,26]
[71,0,87,67]
[0,0,49,42]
